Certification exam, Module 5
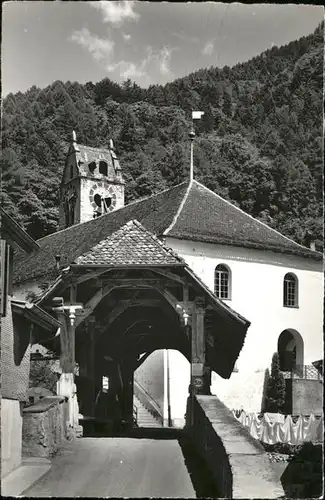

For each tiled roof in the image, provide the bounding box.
[74,220,184,267]
[76,145,120,181]
[12,179,321,285]
[13,182,189,284]
[165,181,321,259]
[1,207,39,253]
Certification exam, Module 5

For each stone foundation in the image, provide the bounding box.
[22,397,68,459]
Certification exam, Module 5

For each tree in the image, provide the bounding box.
[264,352,286,413]
[1,22,322,243]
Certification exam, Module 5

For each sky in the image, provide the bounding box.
[2,2,324,96]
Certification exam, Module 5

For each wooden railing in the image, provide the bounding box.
[133,404,138,426]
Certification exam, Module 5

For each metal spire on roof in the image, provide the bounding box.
[190,111,204,182]
[72,130,77,143]
[189,125,195,182]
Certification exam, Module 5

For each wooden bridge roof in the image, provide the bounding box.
[35,220,250,378]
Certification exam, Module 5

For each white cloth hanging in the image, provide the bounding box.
[233,410,323,445]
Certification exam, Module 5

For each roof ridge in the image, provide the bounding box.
[163,178,193,236]
[73,218,184,266]
[193,180,319,254]
[37,180,190,244]
[130,219,185,263]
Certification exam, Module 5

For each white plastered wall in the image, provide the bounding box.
[165,237,323,412]
[166,350,190,427]
[1,399,22,478]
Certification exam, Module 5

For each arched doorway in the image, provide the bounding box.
[132,348,191,429]
[278,329,304,373]
[92,294,190,430]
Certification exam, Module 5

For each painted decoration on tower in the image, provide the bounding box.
[89,180,117,217]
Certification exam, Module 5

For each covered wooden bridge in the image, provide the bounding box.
[31,220,250,429]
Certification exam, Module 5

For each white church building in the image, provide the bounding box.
[12,133,323,426]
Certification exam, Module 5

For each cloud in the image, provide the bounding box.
[202,40,214,56]
[171,32,199,44]
[106,60,146,79]
[89,1,139,25]
[158,47,172,75]
[123,33,132,41]
[70,28,114,62]
[71,24,174,85]
[106,46,174,83]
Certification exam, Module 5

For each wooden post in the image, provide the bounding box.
[88,316,96,417]
[69,284,77,369]
[57,311,74,374]
[56,308,76,429]
[191,297,206,395]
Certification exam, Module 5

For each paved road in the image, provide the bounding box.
[22,437,198,498]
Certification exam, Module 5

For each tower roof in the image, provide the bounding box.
[65,133,122,183]
[13,179,321,285]
[76,144,121,181]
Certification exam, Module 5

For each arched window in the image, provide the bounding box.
[99,161,108,176]
[214,264,231,299]
[283,273,298,307]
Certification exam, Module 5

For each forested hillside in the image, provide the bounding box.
[2,22,323,249]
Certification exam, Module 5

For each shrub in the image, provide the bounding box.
[264,352,286,413]
[29,359,60,393]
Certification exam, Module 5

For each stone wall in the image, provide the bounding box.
[189,395,284,499]
[22,397,68,459]
[288,379,323,416]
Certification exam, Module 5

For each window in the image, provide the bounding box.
[88,162,96,173]
[214,264,231,299]
[99,161,108,176]
[102,376,109,392]
[283,273,298,307]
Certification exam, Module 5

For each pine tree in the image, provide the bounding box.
[264,352,286,413]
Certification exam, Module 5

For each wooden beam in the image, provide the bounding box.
[183,283,189,302]
[101,302,133,331]
[71,268,112,285]
[75,285,114,327]
[151,268,186,285]
[191,297,206,393]
[154,285,193,327]
[97,278,178,287]
[70,283,77,302]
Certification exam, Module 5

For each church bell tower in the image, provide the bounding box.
[59,131,125,229]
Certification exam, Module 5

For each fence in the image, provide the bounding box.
[232,410,323,445]
[282,364,322,380]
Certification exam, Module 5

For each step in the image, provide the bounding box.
[134,396,162,428]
